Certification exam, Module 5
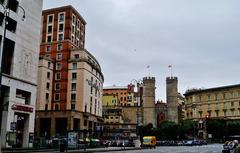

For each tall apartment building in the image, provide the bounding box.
[35,6,104,139]
[0,0,43,148]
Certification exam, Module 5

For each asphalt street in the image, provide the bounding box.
[95,144,223,153]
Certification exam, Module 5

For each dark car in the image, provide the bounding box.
[222,141,237,153]
[185,140,201,146]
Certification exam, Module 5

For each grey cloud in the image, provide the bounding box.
[44,0,240,100]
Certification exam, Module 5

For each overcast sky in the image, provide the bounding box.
[43,0,240,101]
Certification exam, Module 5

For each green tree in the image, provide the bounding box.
[159,120,180,140]
[206,119,226,141]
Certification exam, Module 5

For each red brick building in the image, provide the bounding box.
[40,5,86,110]
[36,6,104,139]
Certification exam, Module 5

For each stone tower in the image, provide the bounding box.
[166,77,179,123]
[142,77,156,127]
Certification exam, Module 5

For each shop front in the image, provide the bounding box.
[2,103,35,148]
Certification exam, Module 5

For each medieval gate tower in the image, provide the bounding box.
[142,77,156,127]
[166,76,179,123]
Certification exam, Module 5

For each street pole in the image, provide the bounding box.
[130,79,143,142]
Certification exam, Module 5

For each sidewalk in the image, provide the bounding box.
[66,147,142,153]
[2,147,143,153]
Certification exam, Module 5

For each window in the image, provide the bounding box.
[72,25,75,34]
[231,101,234,107]
[72,73,77,80]
[55,83,61,90]
[46,82,50,90]
[71,36,74,42]
[58,23,64,32]
[199,95,202,102]
[55,73,61,81]
[47,62,51,68]
[45,93,49,101]
[72,63,77,69]
[74,54,79,59]
[72,15,75,24]
[47,72,50,79]
[71,93,76,102]
[71,104,75,110]
[56,62,62,70]
[224,111,227,117]
[207,95,211,101]
[215,94,218,101]
[56,53,62,60]
[47,25,53,34]
[230,92,234,99]
[71,83,76,91]
[84,120,87,126]
[46,45,51,52]
[54,93,60,101]
[57,44,62,51]
[58,34,63,41]
[59,13,64,22]
[48,15,53,23]
[85,105,87,112]
[77,20,80,29]
[223,93,226,99]
[47,35,52,43]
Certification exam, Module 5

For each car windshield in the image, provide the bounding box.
[143,139,151,142]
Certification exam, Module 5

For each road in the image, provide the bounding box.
[95,144,223,153]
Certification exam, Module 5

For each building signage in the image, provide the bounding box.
[11,104,33,113]
[68,131,78,148]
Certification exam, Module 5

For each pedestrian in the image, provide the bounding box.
[122,140,125,150]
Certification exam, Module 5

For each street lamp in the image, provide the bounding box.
[129,79,143,141]
[0,2,25,151]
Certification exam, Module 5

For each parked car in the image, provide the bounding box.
[222,141,237,153]
[142,136,157,148]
